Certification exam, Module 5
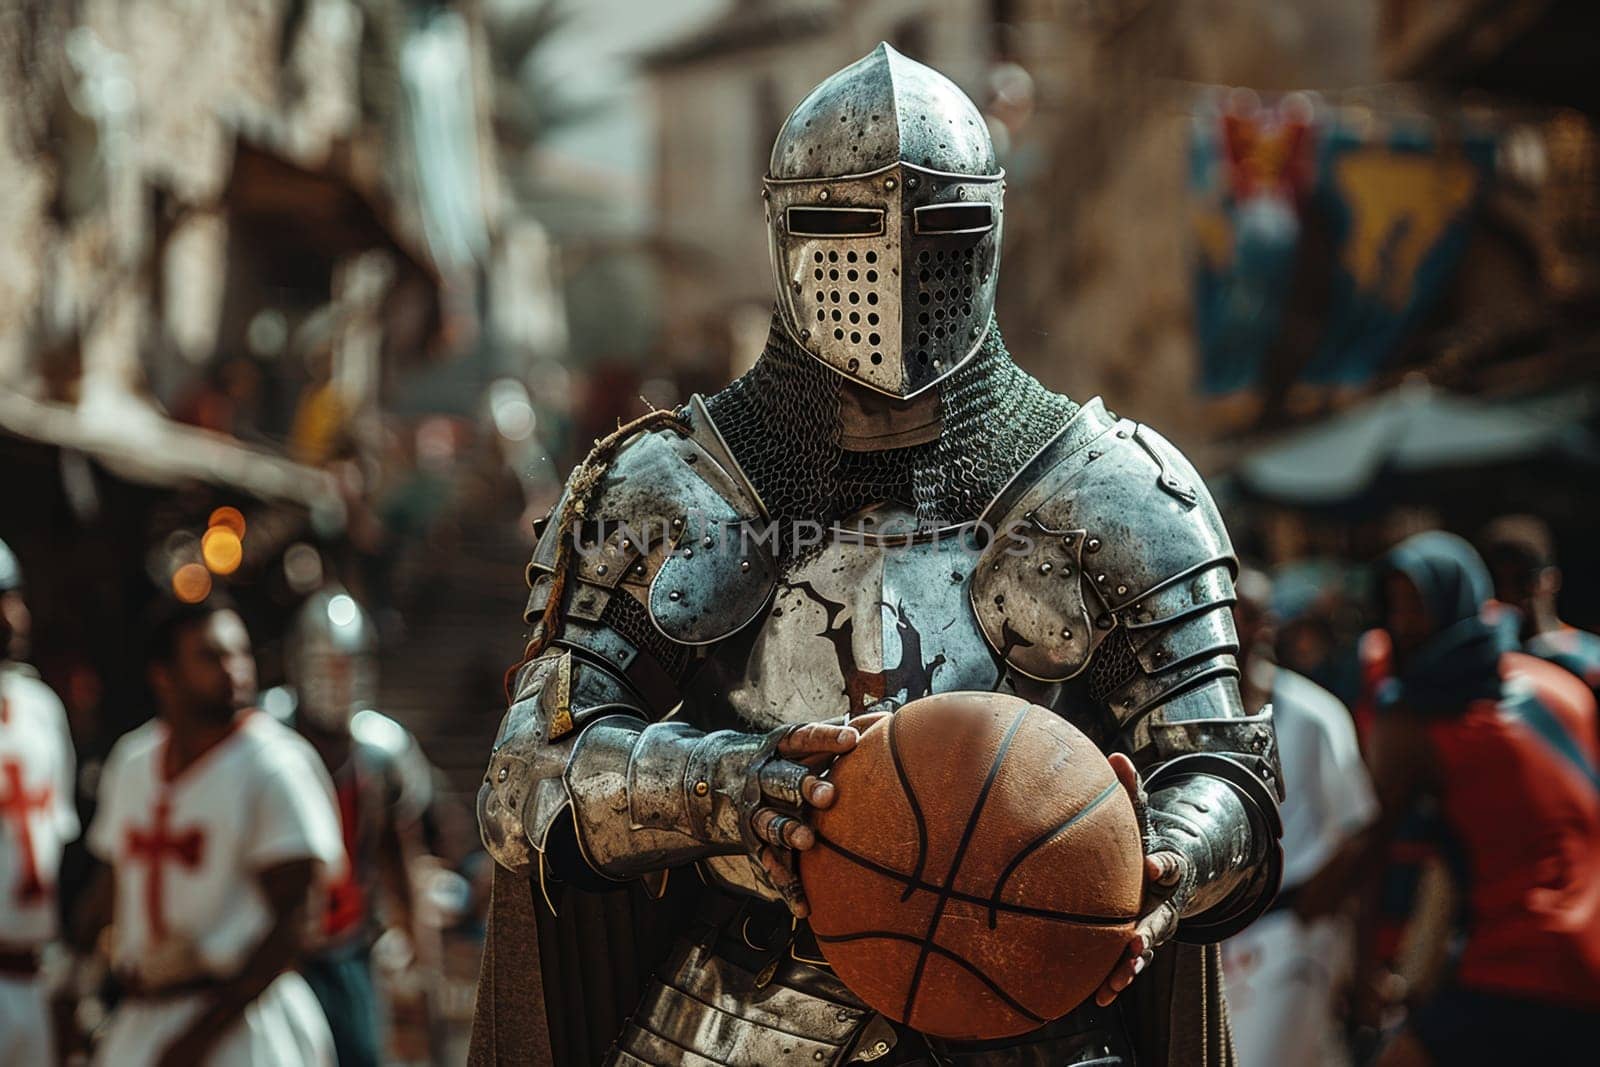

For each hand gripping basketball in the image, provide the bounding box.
[743,714,891,917]
[1093,752,1196,1007]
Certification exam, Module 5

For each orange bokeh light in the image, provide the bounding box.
[201,527,243,575]
[172,562,213,603]
[208,506,246,538]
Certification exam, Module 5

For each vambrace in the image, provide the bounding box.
[564,719,791,879]
[1108,604,1285,942]
[1145,746,1283,942]
[477,647,646,876]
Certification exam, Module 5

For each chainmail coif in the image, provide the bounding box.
[703,311,1078,540]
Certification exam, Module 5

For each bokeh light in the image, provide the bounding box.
[284,543,325,595]
[201,526,243,575]
[208,506,246,538]
[328,593,358,627]
[171,562,213,603]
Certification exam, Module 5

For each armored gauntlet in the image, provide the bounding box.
[565,717,818,878]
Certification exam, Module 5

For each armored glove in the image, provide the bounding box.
[566,714,887,915]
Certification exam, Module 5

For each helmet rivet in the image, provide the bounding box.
[819,188,830,201]
[497,765,509,783]
[702,536,714,548]
[801,329,811,340]
[761,187,770,200]
[1061,628,1072,640]
[595,564,608,576]
[1086,537,1102,553]
[956,186,968,200]
[740,560,751,572]
[669,590,682,601]
[970,327,980,338]
[1038,562,1052,575]
[884,178,897,191]
[1116,584,1129,596]
[907,176,919,189]
[682,547,694,559]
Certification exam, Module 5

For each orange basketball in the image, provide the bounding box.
[799,691,1143,1041]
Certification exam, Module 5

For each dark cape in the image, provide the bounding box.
[469,863,1235,1066]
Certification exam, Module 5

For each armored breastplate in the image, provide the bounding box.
[687,507,1004,732]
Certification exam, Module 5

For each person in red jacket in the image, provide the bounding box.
[1340,531,1600,1066]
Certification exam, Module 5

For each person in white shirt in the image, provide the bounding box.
[1222,566,1378,1067]
[78,595,344,1066]
[0,537,79,1067]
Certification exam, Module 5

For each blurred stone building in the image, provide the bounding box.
[0,1,576,1053]
[0,0,569,846]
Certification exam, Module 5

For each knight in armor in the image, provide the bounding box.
[275,585,437,1067]
[473,45,1283,1066]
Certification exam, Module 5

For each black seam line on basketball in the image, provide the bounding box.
[887,710,930,902]
[814,930,1047,1024]
[813,837,1136,925]
[901,705,1029,1025]
[987,779,1121,929]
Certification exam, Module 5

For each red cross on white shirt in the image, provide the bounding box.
[0,758,53,903]
[124,797,204,940]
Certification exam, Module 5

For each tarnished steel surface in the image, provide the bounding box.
[971,400,1234,682]
[563,713,816,890]
[768,43,996,183]
[1129,603,1238,674]
[1107,651,1240,729]
[1145,747,1285,942]
[711,509,1001,730]
[477,652,608,874]
[1120,562,1235,631]
[608,939,872,1066]
[764,44,1004,398]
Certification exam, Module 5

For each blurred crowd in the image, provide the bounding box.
[1218,513,1600,1066]
[0,538,493,1066]
[5,504,1599,1066]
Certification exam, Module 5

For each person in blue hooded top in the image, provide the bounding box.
[1319,531,1600,1067]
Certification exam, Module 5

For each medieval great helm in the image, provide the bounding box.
[765,43,1002,398]
[286,585,377,731]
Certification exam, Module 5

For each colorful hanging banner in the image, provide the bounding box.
[1189,93,1496,394]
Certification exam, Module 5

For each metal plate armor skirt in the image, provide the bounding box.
[606,897,1133,1066]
